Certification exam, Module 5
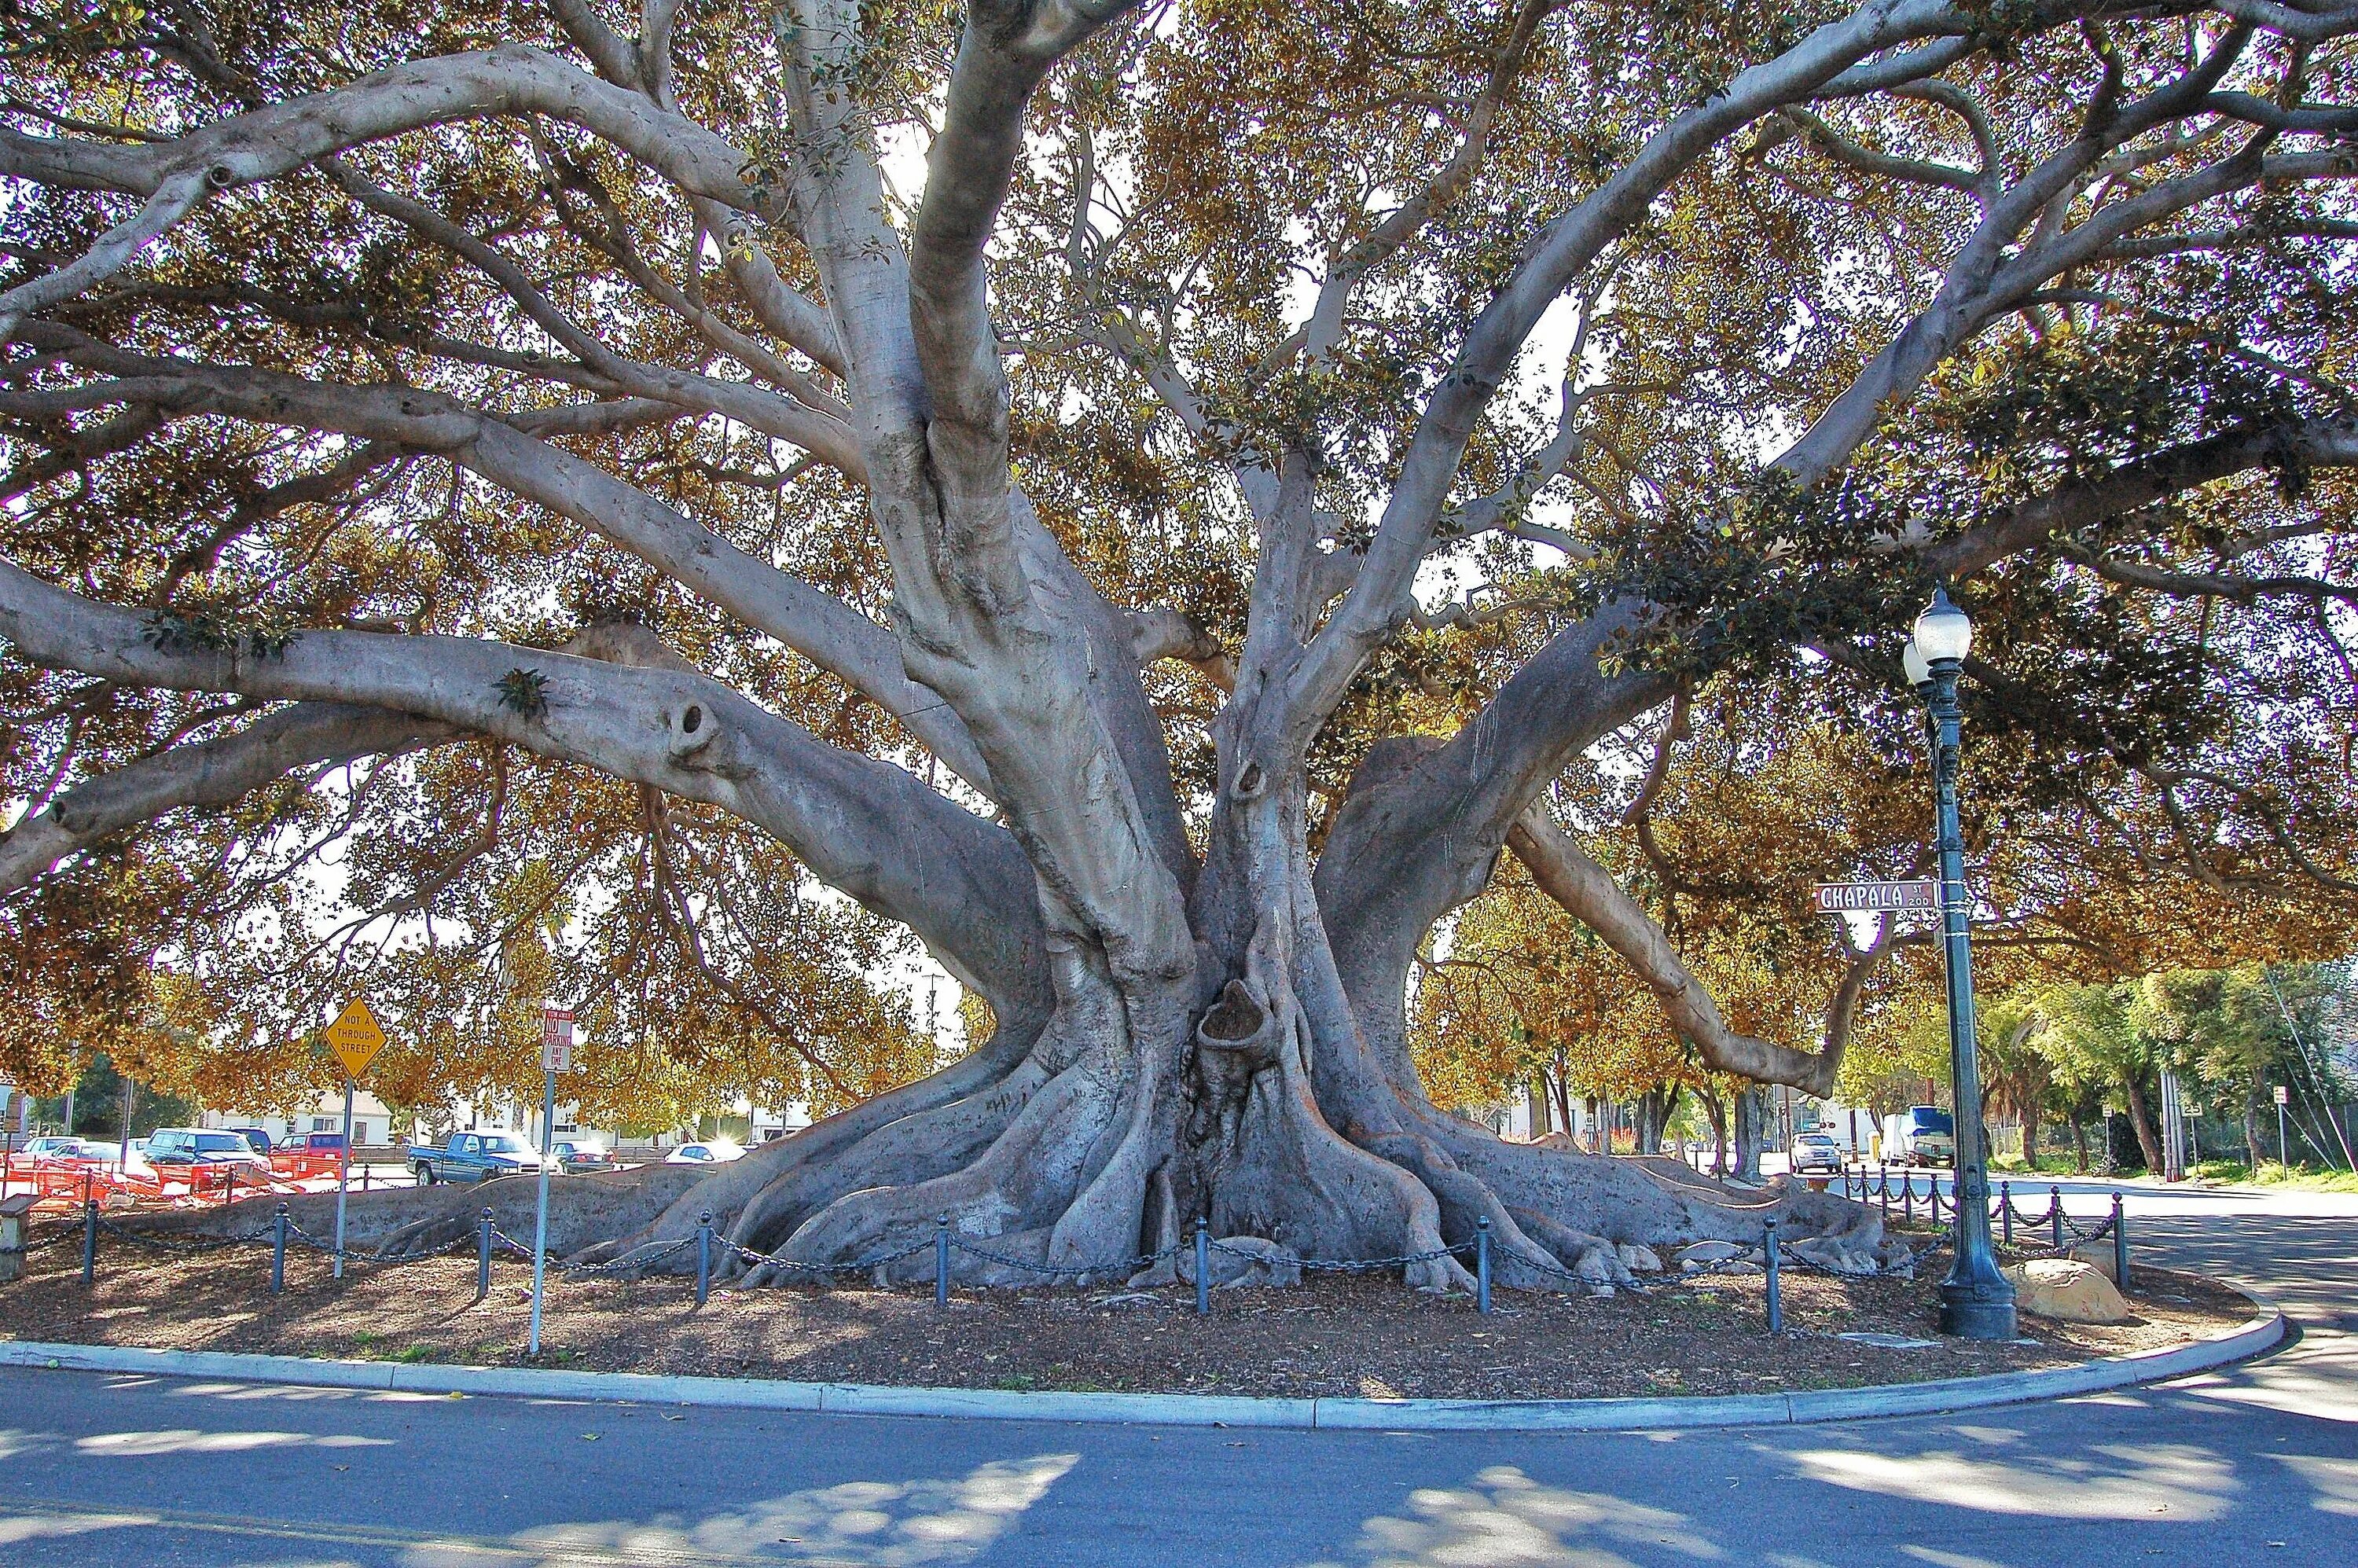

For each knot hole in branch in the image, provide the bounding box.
[667,700,739,773]
[1199,979,1268,1048]
[1232,760,1265,800]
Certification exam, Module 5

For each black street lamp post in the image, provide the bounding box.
[1905,587,2017,1342]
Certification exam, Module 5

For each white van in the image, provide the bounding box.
[1808,1103,1875,1155]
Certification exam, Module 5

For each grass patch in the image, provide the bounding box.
[1989,1153,2097,1176]
[2191,1159,2358,1194]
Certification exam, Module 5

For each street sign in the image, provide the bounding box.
[2275,1084,2290,1106]
[1813,879,1940,914]
[542,1008,575,1074]
[324,1000,388,1080]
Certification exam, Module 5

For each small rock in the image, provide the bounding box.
[1590,1284,1617,1298]
[2004,1258,2131,1324]
[1615,1243,1666,1273]
[1574,1248,1616,1284]
[1679,1240,1749,1265]
[1721,1261,1765,1276]
[1788,1237,1880,1276]
[2067,1241,2129,1283]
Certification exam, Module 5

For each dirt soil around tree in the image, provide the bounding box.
[0,1220,2258,1401]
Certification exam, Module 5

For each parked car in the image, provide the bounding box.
[663,1140,744,1166]
[299,1132,347,1156]
[408,1131,547,1184]
[143,1127,272,1175]
[1787,1132,1843,1174]
[230,1127,275,1155]
[19,1136,105,1165]
[552,1139,617,1173]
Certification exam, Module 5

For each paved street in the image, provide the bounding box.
[2,1179,2351,1568]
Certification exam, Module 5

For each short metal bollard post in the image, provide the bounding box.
[1195,1218,1210,1316]
[476,1207,494,1300]
[2050,1186,2065,1252]
[81,1198,97,1285]
[222,1166,233,1210]
[1475,1217,1492,1315]
[2000,1181,2013,1246]
[271,1203,289,1295]
[1878,1165,1889,1221]
[696,1211,714,1308]
[2111,1192,2128,1289]
[1901,1173,1913,1225]
[1764,1219,1782,1335]
[935,1216,951,1308]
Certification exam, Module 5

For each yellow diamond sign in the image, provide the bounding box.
[325,1000,387,1081]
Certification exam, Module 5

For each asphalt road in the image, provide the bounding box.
[2,1178,2351,1568]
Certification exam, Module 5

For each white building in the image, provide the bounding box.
[201,1091,394,1149]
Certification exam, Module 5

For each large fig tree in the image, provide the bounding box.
[3,0,2354,1286]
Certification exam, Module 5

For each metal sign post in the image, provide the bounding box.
[2276,1083,2290,1166]
[324,1001,389,1280]
[529,1008,574,1357]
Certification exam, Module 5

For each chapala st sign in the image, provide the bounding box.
[1813,880,1941,914]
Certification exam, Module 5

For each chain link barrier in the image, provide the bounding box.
[711,1232,938,1279]
[0,1221,82,1259]
[1207,1236,1469,1275]
[22,1181,2126,1343]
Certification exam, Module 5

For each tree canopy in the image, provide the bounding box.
[3,0,2356,1279]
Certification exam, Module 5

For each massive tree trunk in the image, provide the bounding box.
[549,714,1890,1290]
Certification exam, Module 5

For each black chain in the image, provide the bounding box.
[281,1221,483,1265]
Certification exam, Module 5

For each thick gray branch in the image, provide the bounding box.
[0,47,764,211]
[13,328,997,793]
[0,703,456,897]
[0,560,1048,1012]
[0,169,209,344]
[1508,804,1879,1096]
[2210,0,2358,42]
[908,2,1142,459]
[330,168,863,472]
[1283,0,1968,741]
[1923,416,2358,578]
[1778,26,2261,485]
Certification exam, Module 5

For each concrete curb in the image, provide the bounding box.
[0,1294,2283,1433]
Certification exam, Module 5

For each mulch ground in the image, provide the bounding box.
[0,1221,2256,1401]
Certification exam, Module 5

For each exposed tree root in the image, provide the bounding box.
[543,907,1885,1296]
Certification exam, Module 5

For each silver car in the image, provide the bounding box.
[1788,1133,1844,1173]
